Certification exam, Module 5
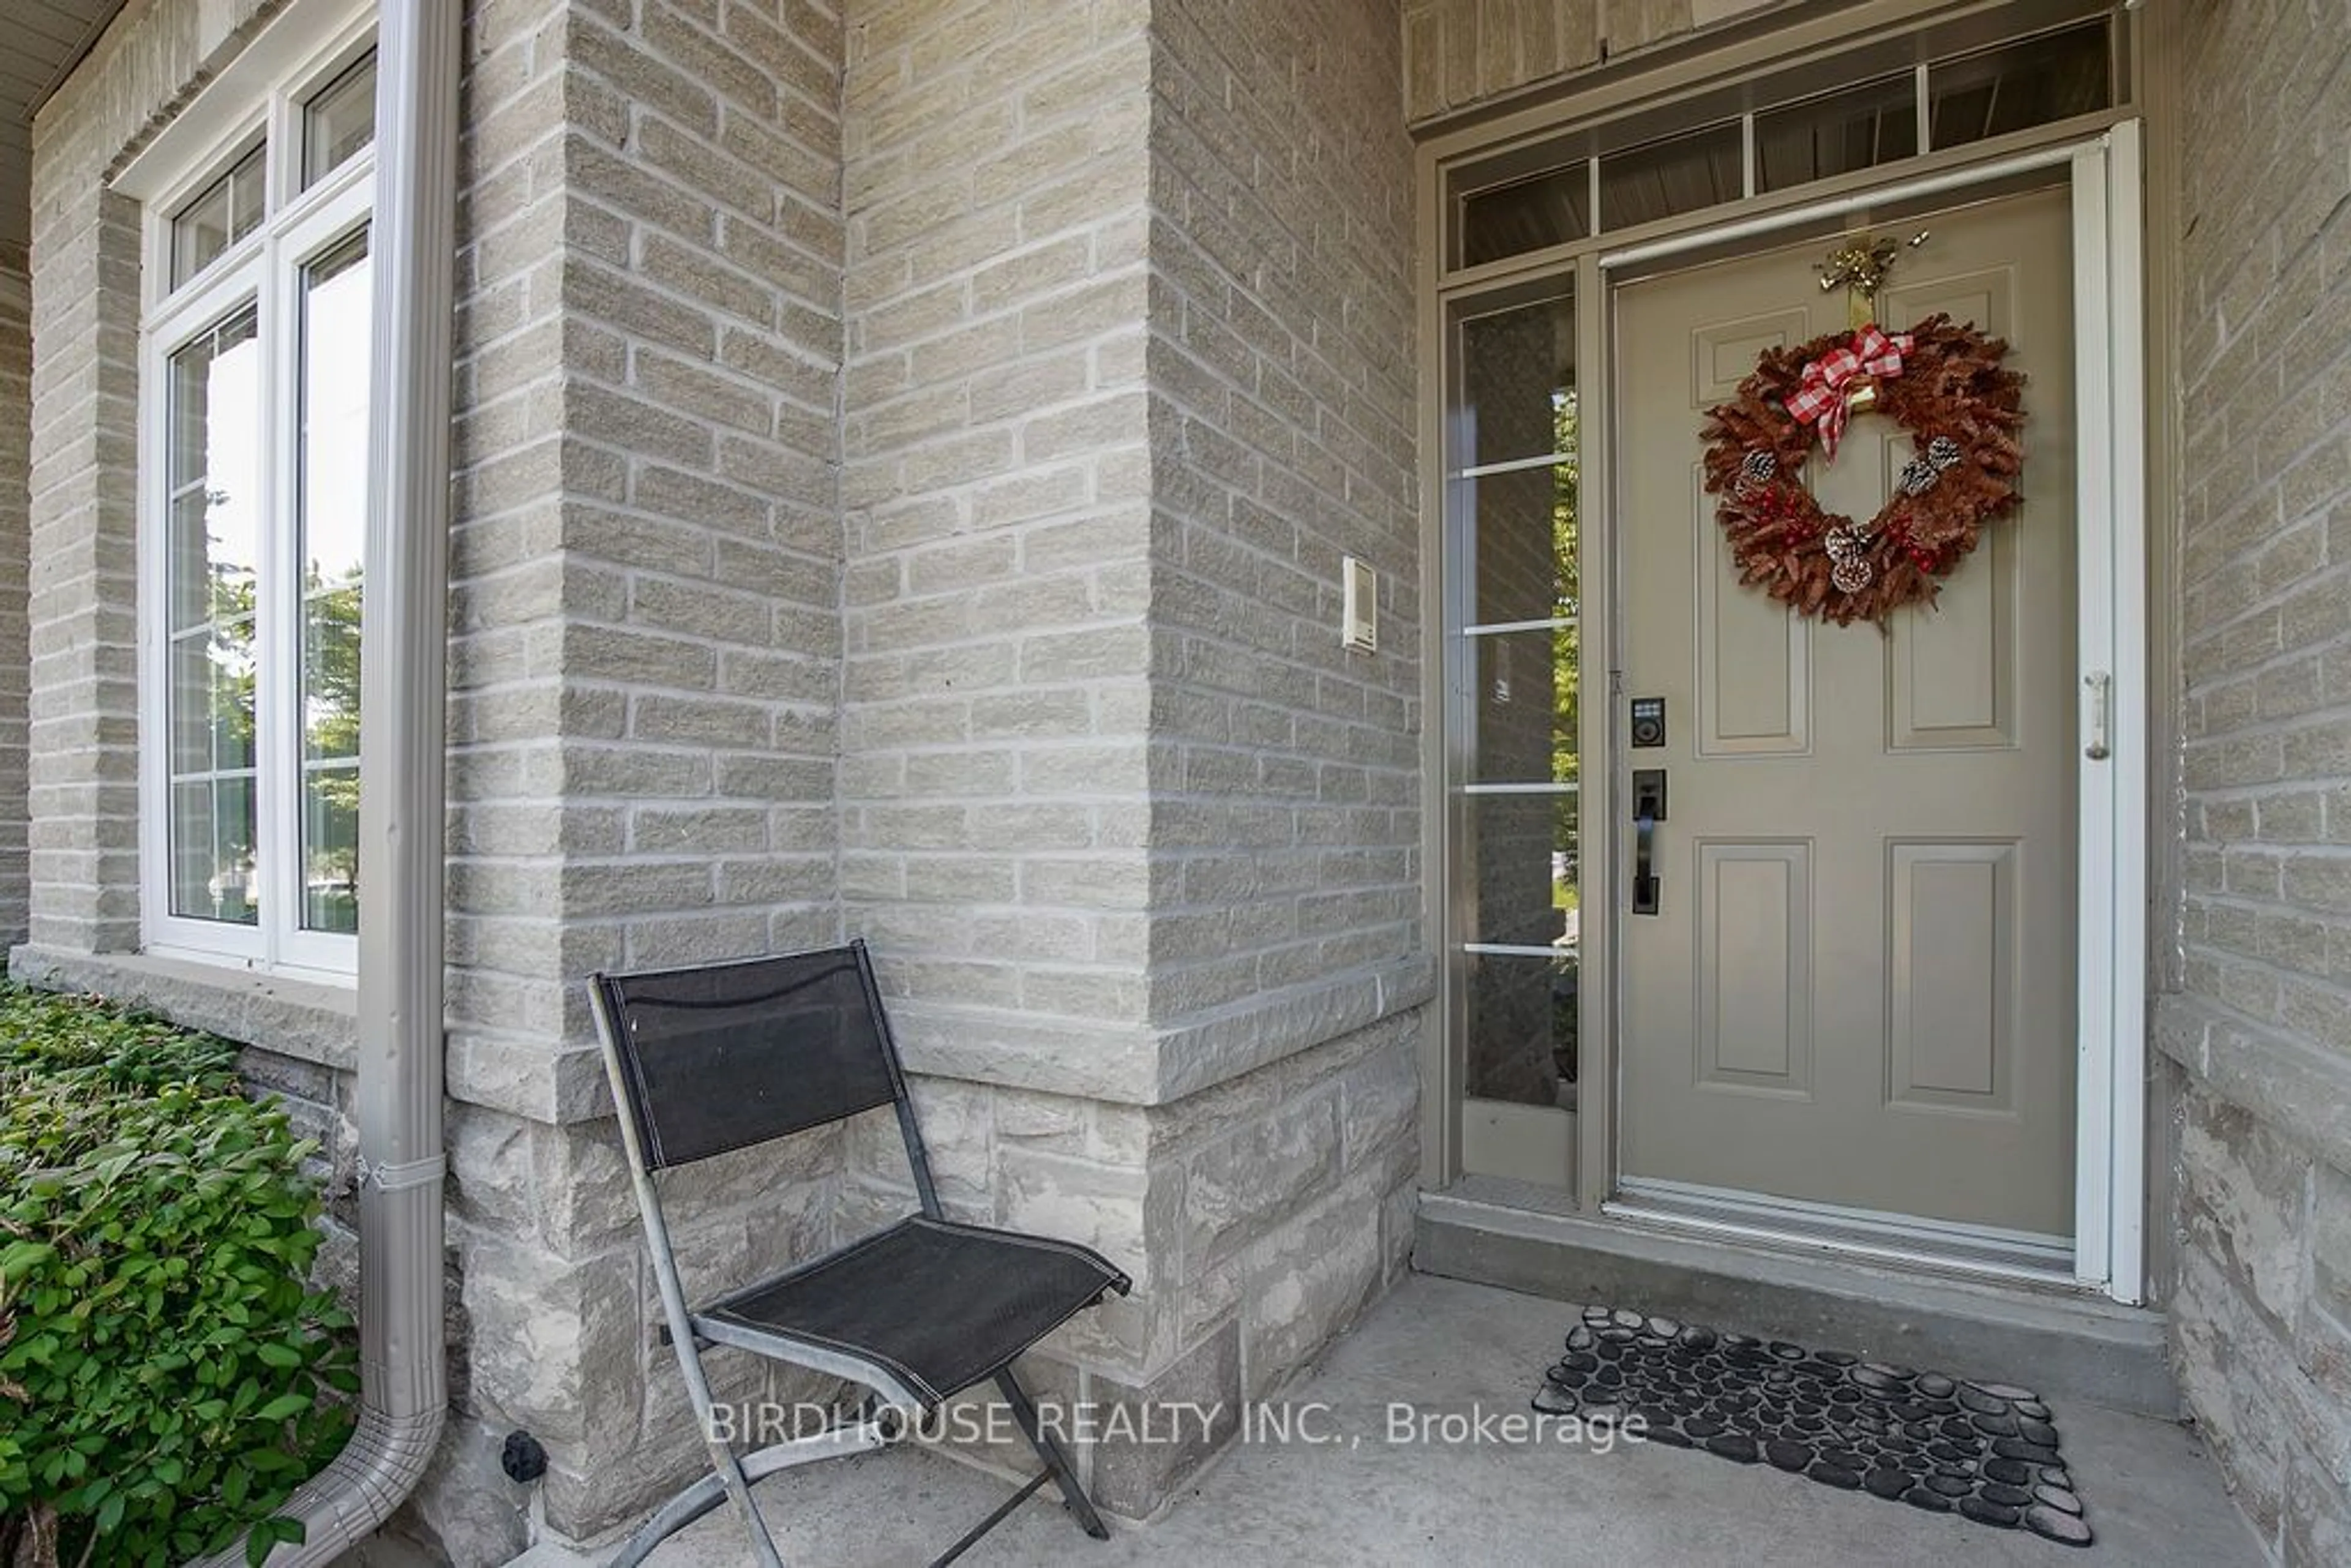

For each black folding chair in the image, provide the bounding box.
[587,941,1132,1566]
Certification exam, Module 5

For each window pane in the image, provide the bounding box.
[171,776,258,925]
[304,53,377,187]
[1467,792,1578,948]
[301,767,359,934]
[1756,72,1919,193]
[1599,120,1742,232]
[1455,293,1574,470]
[170,144,266,287]
[166,307,262,928]
[1464,951,1577,1106]
[168,626,256,777]
[1461,162,1589,268]
[1461,795,1580,1102]
[1471,629,1578,788]
[1930,21,2112,151]
[298,228,370,935]
[166,310,262,628]
[1463,442,1577,626]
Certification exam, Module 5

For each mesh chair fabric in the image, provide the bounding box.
[598,947,900,1168]
[702,1215,1130,1408]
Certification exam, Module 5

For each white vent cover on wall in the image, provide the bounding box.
[1342,557,1378,654]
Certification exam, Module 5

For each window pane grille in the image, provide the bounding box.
[170,144,266,287]
[1453,288,1581,1108]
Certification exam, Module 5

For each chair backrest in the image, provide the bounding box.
[590,942,912,1172]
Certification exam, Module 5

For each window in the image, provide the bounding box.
[1446,288,1583,1108]
[142,31,375,974]
[1444,4,2123,273]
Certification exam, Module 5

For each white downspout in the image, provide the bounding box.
[192,3,458,1561]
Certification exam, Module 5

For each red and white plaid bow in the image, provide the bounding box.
[1783,325,1912,462]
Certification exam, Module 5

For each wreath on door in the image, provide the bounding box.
[1699,313,2026,627]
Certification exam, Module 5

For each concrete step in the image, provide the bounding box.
[1415,1177,2178,1417]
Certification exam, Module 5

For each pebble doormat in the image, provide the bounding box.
[1531,1305,2093,1546]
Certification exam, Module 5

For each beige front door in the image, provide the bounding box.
[1616,185,2078,1239]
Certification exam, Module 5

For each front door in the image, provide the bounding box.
[1616,184,2078,1244]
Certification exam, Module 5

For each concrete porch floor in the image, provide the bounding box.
[517,1274,2262,1567]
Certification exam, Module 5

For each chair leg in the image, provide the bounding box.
[666,1341,783,1568]
[994,1367,1111,1540]
[705,1434,786,1568]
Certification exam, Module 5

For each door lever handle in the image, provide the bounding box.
[1633,814,1660,916]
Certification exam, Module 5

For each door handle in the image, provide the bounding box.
[1632,769,1667,917]
[2083,672,2112,761]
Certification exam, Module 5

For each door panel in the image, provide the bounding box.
[1617,184,2077,1237]
[1889,522,2015,748]
[1695,840,1813,1093]
[1697,471,1812,756]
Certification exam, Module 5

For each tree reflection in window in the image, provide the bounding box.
[167,307,263,924]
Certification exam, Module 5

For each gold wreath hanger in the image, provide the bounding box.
[1817,230,1932,413]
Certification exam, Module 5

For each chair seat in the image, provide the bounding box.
[698,1215,1131,1409]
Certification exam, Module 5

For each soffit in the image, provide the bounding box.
[0,0,129,264]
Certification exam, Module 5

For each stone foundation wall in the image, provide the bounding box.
[2158,1,2351,1562]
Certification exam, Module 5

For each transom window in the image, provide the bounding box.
[1449,9,2120,272]
[141,28,376,975]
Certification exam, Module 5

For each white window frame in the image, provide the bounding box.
[130,2,377,978]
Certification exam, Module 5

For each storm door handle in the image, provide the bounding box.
[1631,769,1667,917]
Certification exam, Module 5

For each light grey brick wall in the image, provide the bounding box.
[0,264,29,946]
[1400,0,1782,123]
[838,0,1155,1040]
[1147,0,1424,1063]
[446,0,846,1112]
[831,0,1171,1498]
[2158,1,2351,1562]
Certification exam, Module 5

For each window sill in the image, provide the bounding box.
[8,943,358,1073]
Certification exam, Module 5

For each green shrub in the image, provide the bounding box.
[0,986,358,1566]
